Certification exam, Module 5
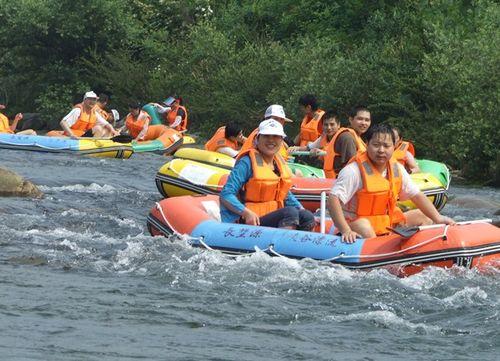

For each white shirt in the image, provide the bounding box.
[63,108,108,128]
[153,104,182,128]
[330,162,420,219]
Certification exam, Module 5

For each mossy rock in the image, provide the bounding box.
[0,167,43,198]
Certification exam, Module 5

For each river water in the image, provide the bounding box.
[0,149,499,361]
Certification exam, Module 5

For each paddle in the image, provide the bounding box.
[77,134,134,143]
[387,219,492,238]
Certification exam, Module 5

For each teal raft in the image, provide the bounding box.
[142,103,163,125]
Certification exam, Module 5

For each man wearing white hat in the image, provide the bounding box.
[220,119,315,230]
[238,104,293,158]
[59,91,119,139]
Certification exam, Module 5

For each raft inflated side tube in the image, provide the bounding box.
[416,159,451,190]
[174,148,236,169]
[0,133,133,159]
[142,104,163,125]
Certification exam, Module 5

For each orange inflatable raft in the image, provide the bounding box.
[147,195,500,276]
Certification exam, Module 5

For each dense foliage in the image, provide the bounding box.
[0,0,498,183]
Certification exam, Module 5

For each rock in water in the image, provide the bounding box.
[0,167,43,198]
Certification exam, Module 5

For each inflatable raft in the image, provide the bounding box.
[132,128,184,155]
[142,103,163,125]
[174,148,325,177]
[417,159,451,190]
[155,158,333,211]
[147,195,500,276]
[155,157,448,211]
[0,133,133,159]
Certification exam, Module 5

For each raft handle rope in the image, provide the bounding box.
[155,202,202,242]
[291,185,332,192]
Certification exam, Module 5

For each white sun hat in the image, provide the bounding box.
[83,91,98,100]
[257,119,286,138]
[264,104,293,122]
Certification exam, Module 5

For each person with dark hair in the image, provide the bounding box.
[205,123,246,157]
[392,127,420,174]
[220,119,315,230]
[124,102,177,143]
[152,96,188,132]
[294,94,325,146]
[95,93,112,124]
[347,105,371,152]
[0,103,37,135]
[59,91,119,139]
[327,123,454,243]
[289,110,357,178]
[239,104,294,160]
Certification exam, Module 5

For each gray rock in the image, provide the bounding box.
[0,167,43,198]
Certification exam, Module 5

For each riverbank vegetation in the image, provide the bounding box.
[0,0,498,183]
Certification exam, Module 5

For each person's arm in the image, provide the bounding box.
[169,116,182,129]
[217,147,239,158]
[9,113,22,131]
[327,195,358,243]
[136,114,150,140]
[219,157,260,225]
[153,103,171,114]
[405,152,420,174]
[337,133,357,165]
[326,165,361,243]
[289,137,321,154]
[287,145,307,153]
[95,111,119,136]
[60,108,81,139]
[169,108,185,129]
[293,133,301,146]
[400,164,454,225]
[410,192,455,225]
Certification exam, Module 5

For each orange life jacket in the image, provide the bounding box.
[321,127,351,179]
[204,126,239,153]
[166,105,188,132]
[345,128,366,152]
[66,104,97,135]
[126,110,151,138]
[237,148,293,217]
[393,141,415,166]
[239,128,289,160]
[299,109,325,146]
[95,105,111,123]
[351,152,405,235]
[0,113,13,134]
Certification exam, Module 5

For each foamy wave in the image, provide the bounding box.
[176,245,358,286]
[399,266,452,290]
[39,183,119,194]
[59,239,91,256]
[61,208,142,229]
[114,241,146,272]
[441,287,488,306]
[329,310,442,334]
